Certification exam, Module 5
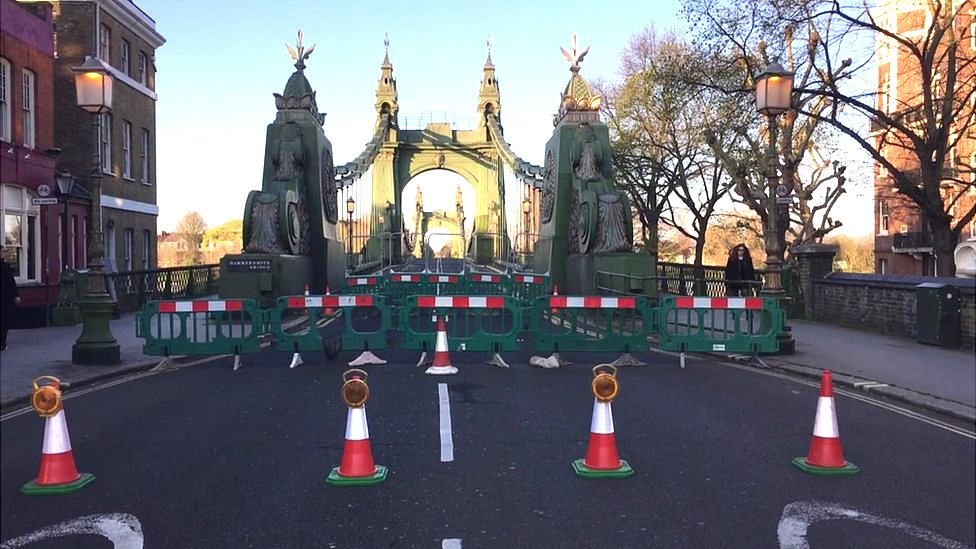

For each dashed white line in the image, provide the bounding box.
[438,383,454,462]
[442,539,462,548]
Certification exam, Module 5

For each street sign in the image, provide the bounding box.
[776,197,792,204]
[31,197,59,206]
[775,184,790,198]
[37,184,52,197]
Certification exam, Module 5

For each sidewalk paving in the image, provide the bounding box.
[1,314,973,422]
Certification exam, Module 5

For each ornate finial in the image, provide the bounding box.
[384,33,390,56]
[285,29,315,70]
[487,34,493,61]
[560,32,590,73]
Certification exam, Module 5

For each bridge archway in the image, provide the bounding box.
[401,170,475,258]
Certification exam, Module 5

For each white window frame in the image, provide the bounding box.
[140,128,150,184]
[122,120,132,179]
[0,58,10,142]
[123,228,133,271]
[142,229,150,269]
[1,184,41,283]
[138,52,147,85]
[22,69,35,149]
[99,24,111,62]
[120,39,130,76]
[100,113,112,173]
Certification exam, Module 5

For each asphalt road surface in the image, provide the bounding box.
[2,348,974,548]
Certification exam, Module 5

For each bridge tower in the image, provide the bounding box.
[368,44,508,265]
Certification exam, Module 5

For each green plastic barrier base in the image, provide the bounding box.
[572,459,634,479]
[791,457,860,476]
[326,465,388,486]
[20,473,95,495]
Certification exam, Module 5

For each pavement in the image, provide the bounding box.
[1,312,974,422]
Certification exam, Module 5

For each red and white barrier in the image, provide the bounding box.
[390,274,421,282]
[549,296,637,309]
[346,277,380,286]
[428,275,460,283]
[156,300,244,313]
[674,296,763,309]
[513,274,546,284]
[417,296,506,309]
[469,274,503,283]
[285,295,374,309]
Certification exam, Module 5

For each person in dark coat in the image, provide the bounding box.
[724,243,756,297]
[1,246,21,350]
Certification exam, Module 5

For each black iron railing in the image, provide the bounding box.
[656,262,766,297]
[106,264,221,313]
[892,231,934,250]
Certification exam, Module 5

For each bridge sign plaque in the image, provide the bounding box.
[225,258,272,272]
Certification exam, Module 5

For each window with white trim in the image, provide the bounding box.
[122,120,132,179]
[142,229,151,269]
[120,39,130,76]
[123,228,133,271]
[0,58,10,142]
[22,69,35,149]
[99,24,111,62]
[0,184,40,282]
[138,52,148,85]
[100,113,112,173]
[140,128,150,183]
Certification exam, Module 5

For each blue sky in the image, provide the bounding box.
[141,0,871,236]
[142,0,683,230]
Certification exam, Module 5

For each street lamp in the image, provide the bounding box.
[71,56,120,365]
[55,172,75,270]
[755,59,794,297]
[521,197,532,253]
[346,195,355,255]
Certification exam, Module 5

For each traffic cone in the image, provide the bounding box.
[21,378,95,495]
[792,370,860,475]
[573,370,633,479]
[425,315,458,375]
[327,372,387,486]
[324,286,336,317]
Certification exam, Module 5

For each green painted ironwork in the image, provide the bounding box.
[137,299,264,356]
[656,295,781,354]
[269,294,390,353]
[398,295,522,352]
[529,295,655,353]
[509,273,551,306]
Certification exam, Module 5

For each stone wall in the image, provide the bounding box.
[813,273,976,350]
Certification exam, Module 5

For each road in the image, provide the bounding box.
[2,348,974,548]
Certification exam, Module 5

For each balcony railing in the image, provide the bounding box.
[892,232,934,251]
[106,264,221,314]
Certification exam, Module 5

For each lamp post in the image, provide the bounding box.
[755,59,794,298]
[55,172,75,270]
[71,56,120,365]
[521,197,532,253]
[345,196,355,256]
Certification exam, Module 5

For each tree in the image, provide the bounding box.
[201,219,243,263]
[826,233,874,273]
[174,211,207,266]
[605,28,744,291]
[686,0,976,275]
[682,0,855,267]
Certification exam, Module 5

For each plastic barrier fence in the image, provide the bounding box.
[269,294,391,353]
[137,299,264,356]
[529,295,656,353]
[657,296,781,354]
[510,274,551,306]
[463,273,512,296]
[398,295,522,352]
[343,276,384,296]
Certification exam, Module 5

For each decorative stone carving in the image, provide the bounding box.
[321,148,338,224]
[570,124,630,253]
[541,150,556,223]
[272,123,305,181]
[245,192,284,254]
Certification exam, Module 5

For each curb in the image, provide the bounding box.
[0,355,191,413]
[726,354,976,424]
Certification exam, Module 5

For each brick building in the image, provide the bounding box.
[43,0,165,276]
[0,0,61,325]
[873,0,976,275]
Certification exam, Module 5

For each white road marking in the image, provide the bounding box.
[442,539,462,548]
[438,383,455,462]
[1,513,144,548]
[777,501,972,549]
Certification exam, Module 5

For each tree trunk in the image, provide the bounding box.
[693,237,707,295]
[932,223,957,277]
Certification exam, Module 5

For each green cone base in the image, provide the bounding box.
[791,457,860,476]
[572,459,634,479]
[20,473,95,495]
[327,465,388,486]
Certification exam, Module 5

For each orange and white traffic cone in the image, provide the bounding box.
[327,369,387,486]
[21,376,95,495]
[792,370,860,475]
[573,366,633,478]
[324,286,336,317]
[424,315,458,375]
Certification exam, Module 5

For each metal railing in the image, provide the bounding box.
[892,232,934,251]
[107,264,221,314]
[656,262,765,297]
